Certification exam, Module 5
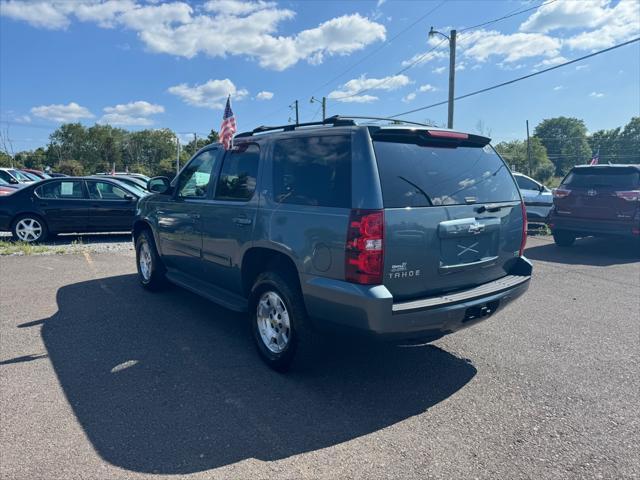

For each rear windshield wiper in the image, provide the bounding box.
[475,203,515,213]
[397,176,433,206]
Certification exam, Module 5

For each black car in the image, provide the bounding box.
[0,177,145,242]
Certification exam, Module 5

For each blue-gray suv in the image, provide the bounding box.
[133,116,532,371]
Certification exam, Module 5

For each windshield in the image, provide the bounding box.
[373,141,520,207]
[563,169,640,189]
[9,169,33,182]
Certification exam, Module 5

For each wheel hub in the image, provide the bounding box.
[257,291,291,354]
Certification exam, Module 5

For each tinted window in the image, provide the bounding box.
[515,175,539,191]
[272,135,351,207]
[563,169,640,189]
[215,144,259,201]
[176,150,218,198]
[87,181,131,200]
[36,181,85,199]
[373,141,519,207]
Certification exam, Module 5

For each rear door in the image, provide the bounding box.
[371,129,523,301]
[554,167,640,220]
[34,180,89,232]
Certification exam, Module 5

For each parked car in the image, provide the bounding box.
[513,173,553,224]
[0,167,34,184]
[0,177,21,196]
[48,172,68,178]
[21,168,51,180]
[19,170,44,182]
[96,172,150,182]
[90,174,148,192]
[549,164,640,246]
[0,177,144,242]
[133,116,532,371]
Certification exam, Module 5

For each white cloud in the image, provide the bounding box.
[328,74,411,103]
[256,91,274,100]
[553,85,565,91]
[418,84,436,92]
[30,102,94,122]
[535,56,568,68]
[0,1,386,71]
[575,64,589,71]
[432,66,446,74]
[456,62,466,71]
[402,92,416,103]
[462,29,562,63]
[401,48,448,67]
[99,100,164,126]
[168,78,248,109]
[589,91,605,98]
[520,0,611,33]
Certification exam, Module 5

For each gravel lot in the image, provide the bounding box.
[1,235,638,480]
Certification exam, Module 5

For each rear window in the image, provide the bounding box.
[562,169,640,189]
[272,135,351,208]
[373,141,519,207]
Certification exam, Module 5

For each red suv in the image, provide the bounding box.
[549,164,640,246]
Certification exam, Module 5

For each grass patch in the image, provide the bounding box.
[0,240,66,256]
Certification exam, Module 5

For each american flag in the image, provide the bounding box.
[589,149,599,165]
[220,95,236,150]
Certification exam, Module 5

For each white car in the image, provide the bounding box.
[513,172,553,223]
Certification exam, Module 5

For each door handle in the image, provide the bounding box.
[156,210,165,215]
[233,216,252,226]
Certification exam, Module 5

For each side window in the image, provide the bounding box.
[516,176,539,191]
[272,135,351,207]
[215,144,259,201]
[36,181,85,199]
[175,150,218,199]
[87,181,129,200]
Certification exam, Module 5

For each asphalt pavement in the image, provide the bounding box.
[0,236,638,479]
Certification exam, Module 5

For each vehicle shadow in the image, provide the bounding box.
[525,236,640,266]
[40,274,476,474]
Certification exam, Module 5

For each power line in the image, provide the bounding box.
[459,0,559,33]
[389,37,640,119]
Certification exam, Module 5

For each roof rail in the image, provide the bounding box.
[235,115,356,137]
[330,116,434,128]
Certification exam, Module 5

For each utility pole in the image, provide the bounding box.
[294,100,299,125]
[429,27,456,129]
[447,30,456,129]
[176,136,181,175]
[193,132,197,156]
[310,96,327,121]
[526,120,532,176]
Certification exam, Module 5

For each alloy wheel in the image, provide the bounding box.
[256,290,291,354]
[15,218,43,242]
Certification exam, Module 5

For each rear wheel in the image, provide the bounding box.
[135,229,166,290]
[12,214,48,243]
[553,230,576,247]
[250,271,314,372]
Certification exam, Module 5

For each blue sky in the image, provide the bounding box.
[1,0,639,152]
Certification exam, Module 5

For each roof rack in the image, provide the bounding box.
[234,115,433,138]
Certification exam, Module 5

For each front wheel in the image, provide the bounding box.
[135,230,167,290]
[250,271,314,372]
[553,230,576,247]
[12,214,48,243]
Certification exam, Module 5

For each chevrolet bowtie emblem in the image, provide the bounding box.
[467,222,485,234]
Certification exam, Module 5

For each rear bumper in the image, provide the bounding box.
[302,257,532,340]
[549,214,640,237]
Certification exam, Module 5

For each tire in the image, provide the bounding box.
[135,229,167,291]
[11,214,48,243]
[553,230,576,247]
[249,271,314,372]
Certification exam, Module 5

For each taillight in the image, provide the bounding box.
[553,188,571,199]
[426,130,469,140]
[519,201,527,257]
[615,190,640,202]
[345,209,384,285]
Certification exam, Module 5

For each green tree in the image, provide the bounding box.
[57,159,84,176]
[588,128,621,163]
[534,117,591,175]
[495,137,554,182]
[618,117,640,164]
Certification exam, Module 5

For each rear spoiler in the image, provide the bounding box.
[368,127,491,148]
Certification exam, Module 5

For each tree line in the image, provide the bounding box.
[0,116,637,181]
[0,124,218,177]
[495,116,639,182]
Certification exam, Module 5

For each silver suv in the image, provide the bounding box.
[134,116,532,371]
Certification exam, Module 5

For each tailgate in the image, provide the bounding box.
[371,128,524,301]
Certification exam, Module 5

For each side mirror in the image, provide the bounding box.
[148,176,172,194]
[123,194,135,201]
